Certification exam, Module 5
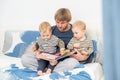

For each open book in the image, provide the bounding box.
[36,50,76,61]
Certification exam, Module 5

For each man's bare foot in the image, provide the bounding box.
[37,70,43,76]
[46,69,52,74]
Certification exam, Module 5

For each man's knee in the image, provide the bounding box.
[53,58,79,72]
[21,54,30,67]
[21,53,38,70]
[64,58,79,66]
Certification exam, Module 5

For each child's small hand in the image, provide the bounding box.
[32,45,37,51]
[60,48,65,56]
[60,49,70,56]
[73,43,80,48]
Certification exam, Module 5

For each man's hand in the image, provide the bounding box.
[70,49,89,61]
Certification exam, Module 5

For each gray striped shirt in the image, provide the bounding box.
[37,35,65,54]
[67,35,93,55]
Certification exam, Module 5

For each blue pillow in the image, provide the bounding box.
[6,31,40,57]
[21,31,40,44]
[85,40,97,63]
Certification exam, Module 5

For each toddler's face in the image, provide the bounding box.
[72,27,84,40]
[41,31,52,40]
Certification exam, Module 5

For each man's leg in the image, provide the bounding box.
[21,53,38,70]
[53,57,80,72]
[21,44,38,70]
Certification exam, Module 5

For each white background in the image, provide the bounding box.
[0,0,102,52]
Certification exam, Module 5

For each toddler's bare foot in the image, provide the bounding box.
[37,70,43,76]
[46,69,52,74]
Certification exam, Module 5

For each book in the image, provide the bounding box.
[36,50,76,61]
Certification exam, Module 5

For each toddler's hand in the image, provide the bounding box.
[60,48,65,56]
[60,49,70,56]
[32,45,37,51]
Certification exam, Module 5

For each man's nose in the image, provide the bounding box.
[58,24,62,27]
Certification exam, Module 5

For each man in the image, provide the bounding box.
[21,8,89,72]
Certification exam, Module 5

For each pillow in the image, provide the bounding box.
[86,29,103,64]
[2,31,23,54]
[85,40,97,63]
[3,30,40,57]
[2,31,13,53]
[21,31,40,44]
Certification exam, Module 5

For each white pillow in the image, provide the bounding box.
[2,31,23,54]
[86,29,103,64]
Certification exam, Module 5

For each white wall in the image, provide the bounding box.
[0,0,102,54]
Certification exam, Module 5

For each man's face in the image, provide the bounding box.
[55,20,68,32]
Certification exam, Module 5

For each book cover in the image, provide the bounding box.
[36,50,76,61]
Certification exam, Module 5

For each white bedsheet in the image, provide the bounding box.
[0,54,104,80]
[0,54,23,70]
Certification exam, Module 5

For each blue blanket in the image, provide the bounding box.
[5,64,92,80]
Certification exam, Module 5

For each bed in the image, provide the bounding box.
[0,30,104,80]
